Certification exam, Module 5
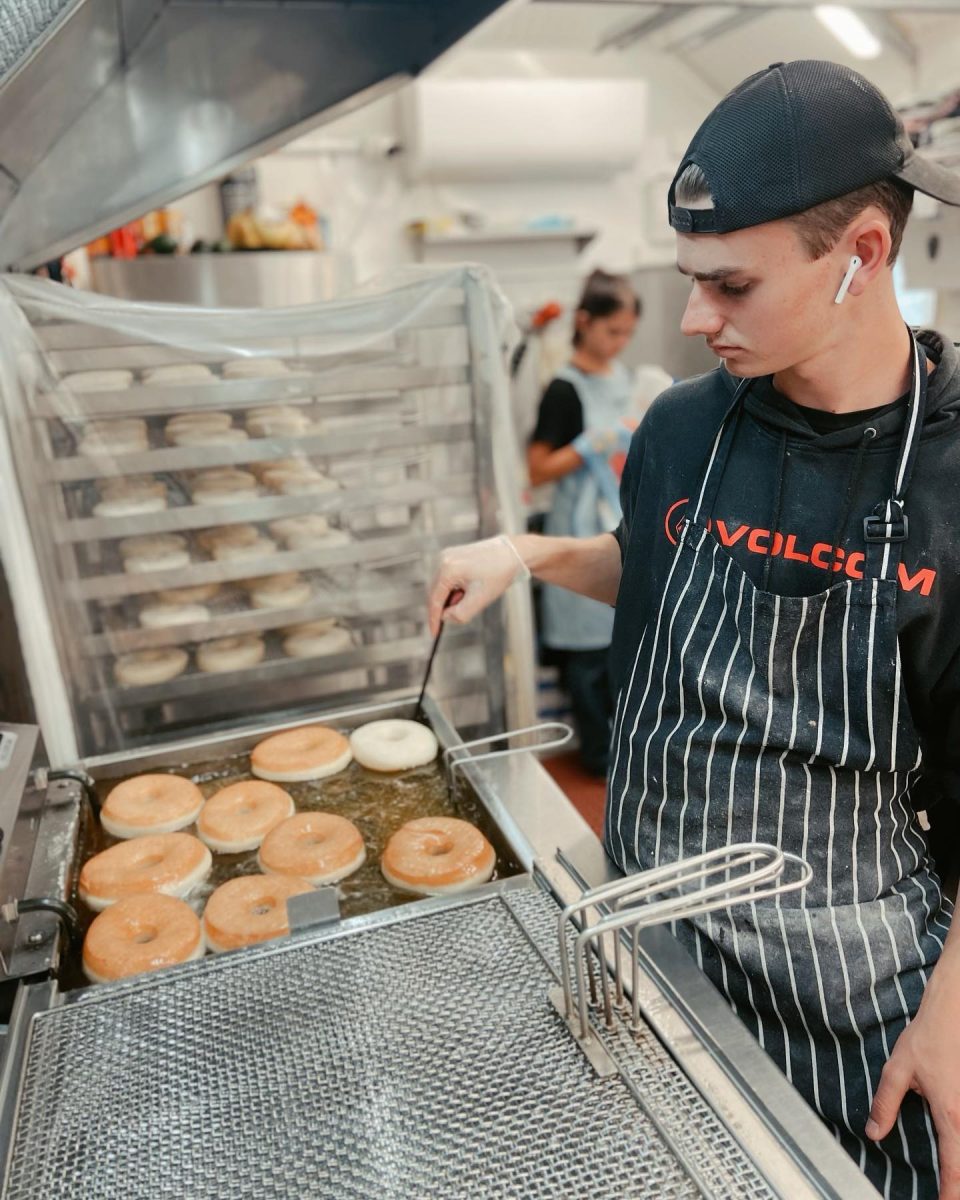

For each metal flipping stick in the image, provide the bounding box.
[415,588,464,721]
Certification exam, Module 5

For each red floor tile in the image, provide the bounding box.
[542,751,606,838]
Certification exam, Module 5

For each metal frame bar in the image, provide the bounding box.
[557,843,812,1045]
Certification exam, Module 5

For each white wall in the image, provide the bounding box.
[173,45,719,287]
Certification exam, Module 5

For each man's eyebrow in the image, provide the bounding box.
[676,264,743,281]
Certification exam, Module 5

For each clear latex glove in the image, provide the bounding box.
[573,424,634,458]
[428,535,529,636]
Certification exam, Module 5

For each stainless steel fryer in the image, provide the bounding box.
[0,699,879,1199]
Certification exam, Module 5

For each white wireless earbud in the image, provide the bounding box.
[834,255,863,305]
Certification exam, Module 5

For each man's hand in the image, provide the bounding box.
[866,959,960,1199]
[427,536,526,637]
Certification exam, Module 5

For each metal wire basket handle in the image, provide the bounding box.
[442,721,573,787]
[557,843,813,1044]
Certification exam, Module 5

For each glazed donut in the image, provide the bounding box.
[245,406,311,438]
[120,532,190,574]
[101,773,205,839]
[138,600,209,628]
[247,573,312,610]
[190,468,259,506]
[83,894,204,983]
[196,634,265,674]
[93,477,167,517]
[78,832,212,911]
[114,647,188,687]
[222,357,291,379]
[203,874,312,954]
[350,720,438,772]
[282,623,352,660]
[268,513,329,547]
[156,582,220,605]
[262,467,338,496]
[381,817,495,896]
[78,418,148,457]
[251,724,352,782]
[259,813,365,885]
[197,780,294,853]
[142,363,215,386]
[62,369,133,392]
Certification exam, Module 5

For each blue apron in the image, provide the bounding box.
[605,333,952,1198]
[541,361,632,651]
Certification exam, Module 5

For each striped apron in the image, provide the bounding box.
[605,333,954,1199]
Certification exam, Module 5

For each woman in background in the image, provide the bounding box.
[527,270,642,776]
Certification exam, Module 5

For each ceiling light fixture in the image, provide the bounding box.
[814,6,883,59]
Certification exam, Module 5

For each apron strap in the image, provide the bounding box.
[689,375,754,527]
[864,329,928,581]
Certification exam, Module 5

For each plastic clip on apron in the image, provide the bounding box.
[606,333,953,1200]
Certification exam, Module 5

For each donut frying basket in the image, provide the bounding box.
[442,721,572,789]
[551,844,813,1073]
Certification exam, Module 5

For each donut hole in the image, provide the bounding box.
[305,834,328,847]
[251,902,275,917]
[137,854,165,869]
[426,839,453,857]
[133,927,158,945]
[238,805,254,816]
[384,728,408,742]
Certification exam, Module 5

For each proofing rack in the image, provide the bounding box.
[0,269,524,759]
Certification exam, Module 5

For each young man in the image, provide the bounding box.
[430,62,960,1200]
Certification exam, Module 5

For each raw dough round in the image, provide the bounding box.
[190,468,258,506]
[62,369,133,392]
[282,623,352,659]
[93,477,167,517]
[247,573,311,610]
[138,601,209,629]
[349,719,439,772]
[196,635,265,674]
[245,406,311,438]
[142,363,215,386]
[120,532,190,574]
[78,418,148,456]
[114,647,189,687]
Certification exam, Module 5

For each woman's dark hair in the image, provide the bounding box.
[573,269,641,345]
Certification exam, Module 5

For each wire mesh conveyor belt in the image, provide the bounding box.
[2,882,776,1200]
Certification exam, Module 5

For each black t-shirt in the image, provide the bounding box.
[530,379,583,449]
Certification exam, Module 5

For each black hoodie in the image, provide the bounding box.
[612,330,960,876]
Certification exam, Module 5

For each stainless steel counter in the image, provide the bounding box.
[0,699,879,1199]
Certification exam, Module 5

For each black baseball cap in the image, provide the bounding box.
[669,59,960,234]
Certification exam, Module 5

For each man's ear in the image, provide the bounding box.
[846,218,892,296]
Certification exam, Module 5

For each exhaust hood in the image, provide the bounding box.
[0,0,505,270]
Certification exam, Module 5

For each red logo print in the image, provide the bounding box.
[662,499,936,597]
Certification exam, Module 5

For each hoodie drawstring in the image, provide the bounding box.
[830,426,877,572]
